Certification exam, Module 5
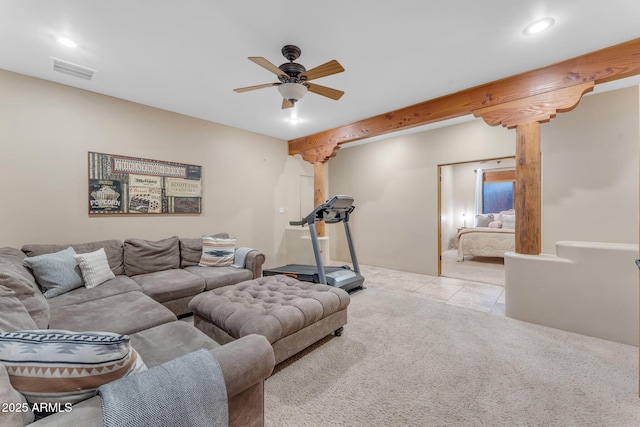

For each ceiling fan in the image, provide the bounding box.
[233,45,345,109]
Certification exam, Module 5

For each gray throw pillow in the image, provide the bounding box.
[475,214,494,227]
[23,247,84,298]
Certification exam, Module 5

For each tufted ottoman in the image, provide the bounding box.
[188,275,350,364]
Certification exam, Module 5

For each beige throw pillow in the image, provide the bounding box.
[0,330,146,417]
[199,236,236,267]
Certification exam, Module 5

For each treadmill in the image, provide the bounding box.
[264,195,365,293]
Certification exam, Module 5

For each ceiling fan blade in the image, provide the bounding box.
[300,60,344,81]
[306,83,344,100]
[249,57,288,78]
[282,98,294,109]
[233,82,279,93]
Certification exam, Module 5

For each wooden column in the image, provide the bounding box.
[515,122,542,254]
[314,161,326,237]
[300,142,340,237]
[474,82,594,255]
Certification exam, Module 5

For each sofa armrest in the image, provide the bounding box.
[28,334,275,427]
[244,250,266,279]
[211,333,274,397]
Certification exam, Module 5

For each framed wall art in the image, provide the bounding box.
[88,152,202,215]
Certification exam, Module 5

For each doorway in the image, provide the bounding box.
[438,157,515,285]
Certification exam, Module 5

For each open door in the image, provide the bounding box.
[437,157,515,281]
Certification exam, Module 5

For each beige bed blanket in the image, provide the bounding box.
[456,227,515,261]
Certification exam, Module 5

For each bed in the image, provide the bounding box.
[456,227,515,261]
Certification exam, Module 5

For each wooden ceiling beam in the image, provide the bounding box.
[288,38,640,155]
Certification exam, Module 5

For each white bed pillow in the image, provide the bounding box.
[501,214,516,229]
[475,214,494,227]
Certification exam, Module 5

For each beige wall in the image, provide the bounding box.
[0,69,312,268]
[329,86,639,276]
[328,119,516,274]
[540,86,639,253]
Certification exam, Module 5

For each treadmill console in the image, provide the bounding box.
[317,195,355,224]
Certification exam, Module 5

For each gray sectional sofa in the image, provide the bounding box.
[0,236,273,426]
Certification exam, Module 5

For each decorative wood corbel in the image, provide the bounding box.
[299,141,340,164]
[472,82,594,128]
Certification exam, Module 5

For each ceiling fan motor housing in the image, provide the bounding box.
[278,45,307,83]
[278,62,306,82]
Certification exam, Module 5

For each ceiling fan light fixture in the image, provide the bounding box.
[277,82,308,103]
[288,107,301,125]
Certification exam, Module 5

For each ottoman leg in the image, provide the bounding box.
[334,327,344,337]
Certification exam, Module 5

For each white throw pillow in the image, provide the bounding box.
[74,248,115,288]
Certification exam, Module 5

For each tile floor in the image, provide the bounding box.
[356,263,506,316]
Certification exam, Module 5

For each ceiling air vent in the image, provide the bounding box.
[51,57,96,81]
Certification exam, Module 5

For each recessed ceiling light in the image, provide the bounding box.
[523,17,555,36]
[57,37,77,48]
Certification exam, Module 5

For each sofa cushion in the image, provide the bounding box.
[124,236,180,276]
[130,269,205,303]
[74,248,116,289]
[0,285,38,332]
[180,233,230,267]
[185,265,253,291]
[0,363,34,425]
[0,247,50,328]
[0,330,146,412]
[130,321,220,368]
[48,292,177,335]
[22,240,125,276]
[23,247,85,298]
[47,275,142,310]
[180,238,204,267]
[199,236,236,267]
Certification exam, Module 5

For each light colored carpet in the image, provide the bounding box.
[265,287,639,427]
[441,249,505,286]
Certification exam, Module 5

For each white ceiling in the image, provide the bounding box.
[2,1,640,142]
